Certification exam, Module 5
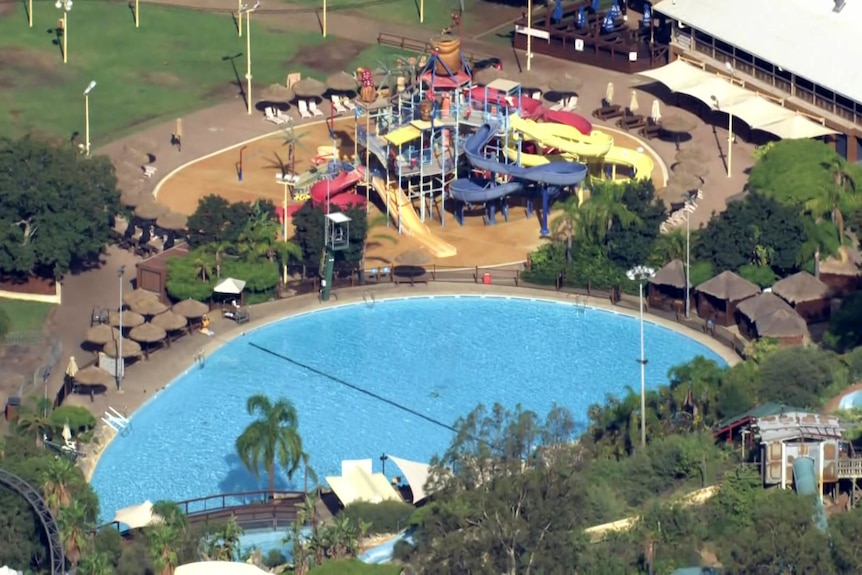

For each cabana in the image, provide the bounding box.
[695,271,760,326]
[647,259,690,313]
[771,271,832,323]
[755,308,809,346]
[735,292,794,340]
[213,277,249,323]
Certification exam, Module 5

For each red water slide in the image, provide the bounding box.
[310,170,362,204]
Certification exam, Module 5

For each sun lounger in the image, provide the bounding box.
[142,165,158,178]
[298,100,312,119]
[563,96,579,111]
[332,95,348,114]
[309,101,324,117]
[549,100,566,111]
[532,91,542,100]
[342,97,356,111]
[265,107,286,125]
[593,105,624,120]
[276,108,292,123]
[616,114,647,131]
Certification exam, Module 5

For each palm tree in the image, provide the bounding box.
[650,228,686,263]
[235,395,303,492]
[191,254,212,283]
[550,194,585,264]
[77,550,113,575]
[804,156,860,247]
[578,182,641,244]
[59,499,92,567]
[206,241,230,280]
[152,500,188,533]
[208,514,244,561]
[147,523,181,575]
[282,126,311,176]
[18,396,55,447]
[42,457,77,514]
[362,213,399,271]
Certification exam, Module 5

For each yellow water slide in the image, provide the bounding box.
[370,177,457,258]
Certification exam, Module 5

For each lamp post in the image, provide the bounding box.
[28,0,33,27]
[526,0,533,71]
[240,2,260,116]
[322,0,327,37]
[117,265,126,391]
[710,62,735,178]
[83,80,96,156]
[237,0,243,37]
[626,265,656,449]
[380,453,388,475]
[55,0,72,64]
[685,205,690,318]
[134,0,140,27]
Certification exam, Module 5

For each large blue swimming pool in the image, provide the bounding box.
[91,296,726,521]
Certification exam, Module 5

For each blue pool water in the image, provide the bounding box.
[91,296,726,521]
[839,390,862,410]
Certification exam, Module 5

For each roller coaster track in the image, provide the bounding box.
[0,467,66,575]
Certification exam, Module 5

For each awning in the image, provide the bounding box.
[176,562,270,575]
[113,500,161,530]
[326,465,402,506]
[640,60,838,140]
[388,455,433,503]
[384,125,421,147]
[213,277,246,295]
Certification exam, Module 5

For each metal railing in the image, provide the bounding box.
[174,489,307,530]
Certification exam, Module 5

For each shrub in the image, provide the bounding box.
[341,500,414,535]
[263,549,286,568]
[50,405,97,434]
[308,560,401,575]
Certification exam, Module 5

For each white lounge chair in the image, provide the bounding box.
[342,97,356,111]
[275,108,292,123]
[532,91,542,100]
[564,96,579,111]
[332,95,348,114]
[309,100,324,117]
[549,100,566,111]
[142,165,158,178]
[297,100,312,119]
[695,189,704,200]
[265,107,286,125]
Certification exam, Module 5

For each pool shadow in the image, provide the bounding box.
[219,453,299,494]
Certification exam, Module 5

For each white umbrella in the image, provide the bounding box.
[605,82,615,105]
[113,500,162,530]
[62,423,72,442]
[651,99,662,123]
[629,90,639,114]
[65,356,79,378]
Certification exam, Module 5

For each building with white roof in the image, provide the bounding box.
[653,0,862,162]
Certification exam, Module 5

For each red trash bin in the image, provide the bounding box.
[482,273,492,285]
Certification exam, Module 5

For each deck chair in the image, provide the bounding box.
[564,96,579,111]
[332,95,348,114]
[142,165,158,178]
[549,99,566,111]
[342,97,356,111]
[265,107,286,125]
[309,100,324,117]
[276,108,293,123]
[297,100,312,119]
[531,91,542,100]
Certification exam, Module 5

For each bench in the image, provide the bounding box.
[592,105,623,121]
[639,121,662,140]
[616,114,647,131]
[142,165,158,178]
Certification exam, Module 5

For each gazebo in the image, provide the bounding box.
[771,271,832,323]
[695,271,760,326]
[735,292,796,340]
[647,259,690,313]
[755,308,810,346]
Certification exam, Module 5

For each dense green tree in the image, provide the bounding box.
[235,395,304,492]
[0,136,120,278]
[825,292,862,352]
[292,202,368,276]
[757,347,842,408]
[830,508,862,573]
[186,195,275,248]
[604,178,666,269]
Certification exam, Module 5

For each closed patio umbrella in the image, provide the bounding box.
[131,297,169,317]
[629,90,640,114]
[650,99,662,123]
[605,81,615,105]
[134,201,168,221]
[65,356,79,379]
[85,324,121,346]
[129,323,167,360]
[292,78,327,99]
[108,310,145,329]
[73,365,114,387]
[102,338,142,358]
[172,298,209,318]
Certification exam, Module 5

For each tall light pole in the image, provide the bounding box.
[28,0,33,27]
[685,206,691,318]
[322,0,327,37]
[134,0,140,27]
[711,62,735,178]
[117,265,126,391]
[55,0,72,64]
[241,2,260,116]
[237,0,243,37]
[83,80,96,156]
[626,265,656,449]
[526,0,533,71]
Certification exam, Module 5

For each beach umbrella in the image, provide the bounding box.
[156,212,188,231]
[131,297,169,317]
[676,147,707,163]
[172,298,209,319]
[123,288,158,308]
[629,90,640,114]
[395,249,431,266]
[591,0,599,11]
[108,310,145,329]
[326,72,359,93]
[260,83,294,102]
[134,201,168,221]
[85,324,121,346]
[73,365,114,387]
[292,78,326,99]
[552,0,563,22]
[474,67,508,86]
[643,3,652,25]
[129,323,167,359]
[62,422,72,442]
[673,161,710,179]
[667,172,702,192]
[65,356,79,379]
[576,6,587,28]
[102,338,142,359]
[650,99,662,123]
[602,12,615,32]
[151,310,189,333]
[120,190,146,208]
[605,81,615,105]
[610,0,621,19]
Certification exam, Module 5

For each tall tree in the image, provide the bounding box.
[235,395,303,491]
[77,550,113,575]
[42,458,77,514]
[804,155,860,246]
[147,524,181,575]
[59,499,92,567]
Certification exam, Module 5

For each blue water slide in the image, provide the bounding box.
[449,121,589,235]
[792,456,828,531]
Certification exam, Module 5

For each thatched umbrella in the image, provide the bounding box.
[102,338,142,358]
[129,323,167,360]
[696,270,760,302]
[121,190,146,208]
[667,172,702,192]
[676,147,707,163]
[108,310,145,329]
[673,161,710,179]
[156,212,188,231]
[292,78,327,99]
[73,365,114,387]
[131,297,169,317]
[326,72,358,93]
[85,324,121,346]
[474,67,508,86]
[260,83,295,102]
[151,311,189,341]
[135,201,168,221]
[395,249,431,266]
[649,259,688,289]
[172,298,209,319]
[123,288,158,308]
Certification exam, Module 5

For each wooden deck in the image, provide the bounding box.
[176,490,306,530]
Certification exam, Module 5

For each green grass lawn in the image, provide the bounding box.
[0,299,54,333]
[294,0,470,32]
[0,4,326,142]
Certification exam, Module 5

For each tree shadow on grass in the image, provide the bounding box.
[222,53,248,111]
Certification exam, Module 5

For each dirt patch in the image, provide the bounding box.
[0,1,16,19]
[141,71,182,87]
[288,38,367,75]
[0,46,65,88]
[0,276,57,296]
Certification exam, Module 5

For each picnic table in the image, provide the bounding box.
[593,105,624,121]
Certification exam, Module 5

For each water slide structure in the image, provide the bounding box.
[508,116,654,181]
[309,168,367,210]
[792,456,829,531]
[449,121,589,235]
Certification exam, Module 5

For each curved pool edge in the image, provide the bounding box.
[84,283,738,483]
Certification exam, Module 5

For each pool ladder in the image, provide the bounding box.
[194,348,206,369]
[573,294,587,315]
[363,290,376,308]
[102,406,131,435]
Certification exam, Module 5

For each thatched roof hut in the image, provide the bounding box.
[772,271,832,323]
[756,309,810,344]
[648,259,690,313]
[695,271,760,326]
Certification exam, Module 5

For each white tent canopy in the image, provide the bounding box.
[0,567,23,575]
[113,500,162,530]
[640,60,837,140]
[214,277,246,295]
[176,562,270,575]
[389,455,434,504]
[326,463,402,507]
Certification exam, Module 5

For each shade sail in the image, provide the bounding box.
[755,114,838,139]
[722,97,795,130]
[639,59,707,91]
[326,465,402,506]
[678,78,753,109]
[113,500,161,529]
[213,277,246,295]
[176,562,270,575]
[389,455,433,503]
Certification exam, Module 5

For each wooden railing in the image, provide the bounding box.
[174,490,306,529]
[837,458,862,479]
[376,33,486,66]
